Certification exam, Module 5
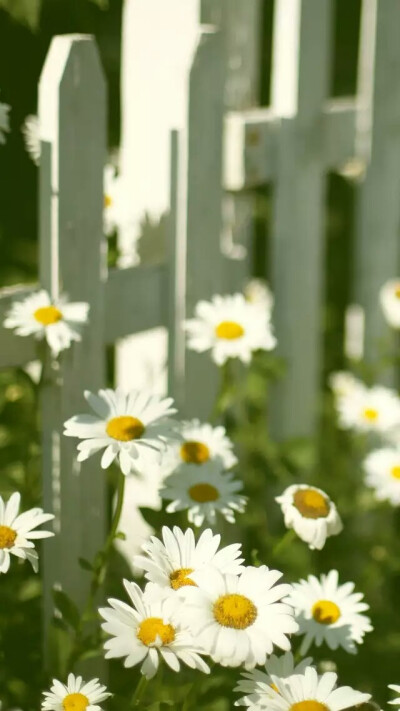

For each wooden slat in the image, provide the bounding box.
[180,28,225,418]
[105,264,167,342]
[224,99,356,191]
[0,285,38,367]
[355,0,400,362]
[203,0,263,292]
[269,0,333,439]
[38,36,107,662]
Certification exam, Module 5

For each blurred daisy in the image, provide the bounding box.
[275,484,343,550]
[42,674,110,711]
[389,685,400,706]
[21,118,123,238]
[161,462,247,526]
[64,389,178,476]
[184,293,276,366]
[329,371,366,401]
[0,93,10,144]
[103,164,123,236]
[22,114,40,165]
[380,279,400,328]
[4,290,89,357]
[244,279,274,313]
[336,384,400,434]
[133,525,244,591]
[235,652,313,708]
[99,580,210,679]
[180,566,298,668]
[249,665,370,711]
[363,448,400,505]
[167,418,238,472]
[0,492,54,574]
[286,569,372,655]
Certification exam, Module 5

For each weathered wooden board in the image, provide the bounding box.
[38,37,107,654]
[355,0,400,363]
[269,0,333,439]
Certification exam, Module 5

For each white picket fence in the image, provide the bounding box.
[0,0,400,644]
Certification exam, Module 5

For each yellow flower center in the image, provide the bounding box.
[180,440,210,464]
[391,465,400,480]
[106,415,145,441]
[290,702,329,711]
[33,305,63,326]
[188,483,219,503]
[215,321,245,340]
[104,193,113,208]
[0,525,17,549]
[394,286,400,299]
[293,488,330,519]
[362,407,378,422]
[137,617,175,646]
[62,693,89,711]
[213,593,257,629]
[312,599,341,625]
[169,568,197,590]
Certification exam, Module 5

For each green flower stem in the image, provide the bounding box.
[67,472,126,669]
[131,675,149,707]
[272,528,296,557]
[210,359,236,423]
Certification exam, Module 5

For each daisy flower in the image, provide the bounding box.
[0,93,10,144]
[160,462,247,526]
[363,447,400,505]
[103,163,124,236]
[389,685,400,706]
[335,384,400,434]
[22,114,40,165]
[4,290,89,357]
[184,293,276,366]
[286,570,372,655]
[244,279,274,313]
[99,580,210,679]
[133,525,244,592]
[0,492,54,574]
[275,485,343,550]
[166,418,238,472]
[245,665,370,711]
[329,371,366,401]
[180,565,298,669]
[235,652,314,708]
[380,279,400,328]
[42,674,110,711]
[64,388,178,476]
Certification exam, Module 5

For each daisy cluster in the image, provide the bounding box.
[330,369,400,507]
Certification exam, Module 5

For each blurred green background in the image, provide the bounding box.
[1,1,399,710]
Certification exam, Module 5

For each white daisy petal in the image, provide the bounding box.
[276,484,343,550]
[184,292,276,366]
[286,570,372,655]
[0,492,54,575]
[3,289,89,357]
[63,388,178,477]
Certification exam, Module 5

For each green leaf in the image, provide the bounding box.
[114,531,126,541]
[0,0,42,30]
[78,557,93,571]
[52,589,81,631]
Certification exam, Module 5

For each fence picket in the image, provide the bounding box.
[269,0,333,439]
[180,28,225,419]
[355,0,400,364]
[38,36,107,654]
